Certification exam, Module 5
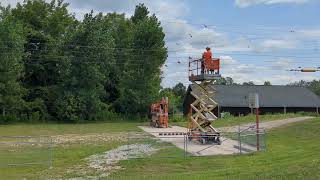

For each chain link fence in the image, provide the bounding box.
[124,128,266,160]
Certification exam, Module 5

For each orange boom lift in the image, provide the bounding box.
[150,97,169,128]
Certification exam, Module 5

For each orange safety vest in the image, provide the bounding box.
[203,50,212,60]
[203,50,212,69]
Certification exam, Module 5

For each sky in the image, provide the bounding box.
[2,0,320,87]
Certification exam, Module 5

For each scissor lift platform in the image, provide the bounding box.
[187,57,222,145]
[189,73,221,82]
[188,58,221,82]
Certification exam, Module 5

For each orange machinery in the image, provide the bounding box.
[150,97,169,128]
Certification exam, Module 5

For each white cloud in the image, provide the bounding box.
[187,28,225,49]
[163,19,190,42]
[1,0,23,7]
[66,0,189,20]
[258,39,297,51]
[235,0,310,7]
[298,29,320,38]
[269,58,293,70]
[219,55,238,66]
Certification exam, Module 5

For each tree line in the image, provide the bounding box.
[0,0,167,123]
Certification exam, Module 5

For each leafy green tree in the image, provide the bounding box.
[101,13,133,105]
[54,12,115,122]
[288,80,309,87]
[0,15,25,121]
[215,77,238,85]
[242,81,255,86]
[264,81,272,86]
[116,4,167,115]
[11,0,76,120]
[288,80,320,96]
[308,80,320,96]
[0,1,170,122]
[172,83,187,98]
[131,3,149,24]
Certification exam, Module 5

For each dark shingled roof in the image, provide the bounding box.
[188,85,320,107]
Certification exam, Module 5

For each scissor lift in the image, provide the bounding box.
[187,58,221,144]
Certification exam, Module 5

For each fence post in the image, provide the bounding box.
[184,135,186,159]
[238,125,241,154]
[49,137,53,169]
[264,130,267,152]
[186,134,188,157]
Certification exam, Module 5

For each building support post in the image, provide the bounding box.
[283,105,286,114]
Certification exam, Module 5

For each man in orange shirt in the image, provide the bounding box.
[202,47,212,74]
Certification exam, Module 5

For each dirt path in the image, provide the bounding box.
[139,116,315,156]
[218,116,315,132]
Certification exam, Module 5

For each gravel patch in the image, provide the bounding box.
[52,133,126,146]
[68,143,158,179]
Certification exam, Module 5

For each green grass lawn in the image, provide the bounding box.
[111,118,320,180]
[0,121,141,136]
[0,142,124,179]
[0,121,140,179]
[0,114,318,179]
[0,113,302,136]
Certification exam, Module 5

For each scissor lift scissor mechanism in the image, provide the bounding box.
[188,58,221,144]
